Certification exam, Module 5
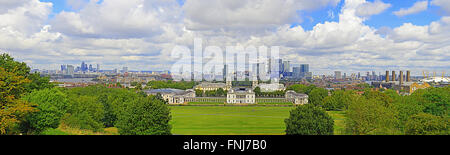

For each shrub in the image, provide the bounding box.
[285,104,334,135]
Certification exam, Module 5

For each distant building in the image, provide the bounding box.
[227,88,255,104]
[335,71,342,80]
[194,82,230,91]
[285,90,308,105]
[144,89,196,104]
[67,65,74,76]
[257,83,286,92]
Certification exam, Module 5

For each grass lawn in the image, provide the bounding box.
[170,106,293,135]
[327,111,346,135]
[170,106,347,135]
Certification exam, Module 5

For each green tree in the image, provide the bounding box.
[21,88,68,134]
[116,96,172,135]
[345,97,399,135]
[285,104,334,135]
[308,88,328,106]
[62,95,104,132]
[0,66,35,134]
[405,113,449,135]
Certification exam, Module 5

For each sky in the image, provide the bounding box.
[0,0,449,76]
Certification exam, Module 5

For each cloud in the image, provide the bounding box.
[393,1,428,17]
[51,0,182,38]
[183,0,340,31]
[0,0,449,74]
[355,0,391,17]
[432,0,450,14]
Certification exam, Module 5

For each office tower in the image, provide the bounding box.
[400,71,404,85]
[300,64,309,76]
[123,67,128,73]
[358,72,361,79]
[89,64,93,72]
[282,61,290,73]
[392,71,396,81]
[406,70,411,82]
[343,73,347,79]
[386,71,390,82]
[67,65,74,75]
[293,67,301,78]
[61,65,67,72]
[372,71,376,81]
[335,71,342,80]
[97,64,100,72]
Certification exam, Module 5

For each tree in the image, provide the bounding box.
[254,87,261,97]
[116,96,172,135]
[308,88,328,106]
[0,67,35,134]
[405,113,449,135]
[62,95,104,132]
[285,104,334,135]
[345,97,399,135]
[21,88,68,134]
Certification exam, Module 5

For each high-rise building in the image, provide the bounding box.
[335,71,342,80]
[89,64,93,72]
[293,67,301,78]
[282,61,290,73]
[300,64,309,74]
[61,65,67,72]
[67,65,74,76]
[123,67,128,73]
[97,64,100,72]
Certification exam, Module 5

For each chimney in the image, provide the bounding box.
[392,71,396,81]
[406,70,411,82]
[399,71,403,85]
[386,71,390,82]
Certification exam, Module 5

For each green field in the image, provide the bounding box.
[170,106,346,135]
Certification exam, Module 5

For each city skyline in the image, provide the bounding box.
[0,0,449,75]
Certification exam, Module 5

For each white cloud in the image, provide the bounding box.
[432,0,450,14]
[355,0,391,17]
[0,0,449,74]
[393,1,428,17]
[183,0,340,31]
[51,0,182,38]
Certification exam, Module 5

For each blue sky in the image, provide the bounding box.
[0,0,449,75]
[42,0,443,30]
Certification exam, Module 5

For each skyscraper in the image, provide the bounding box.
[282,61,290,73]
[335,71,342,80]
[67,65,74,76]
[97,64,100,72]
[89,64,93,72]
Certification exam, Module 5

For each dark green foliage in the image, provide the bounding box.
[21,88,68,134]
[345,96,399,135]
[410,87,449,117]
[116,96,172,135]
[23,73,54,92]
[405,113,449,135]
[287,84,316,95]
[146,80,196,90]
[62,95,104,132]
[321,90,355,110]
[308,88,328,106]
[285,104,334,135]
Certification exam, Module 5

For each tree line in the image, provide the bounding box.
[0,54,172,135]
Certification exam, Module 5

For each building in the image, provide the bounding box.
[194,82,230,91]
[227,88,255,104]
[285,90,309,105]
[257,83,286,92]
[144,89,196,104]
[335,71,342,80]
[67,65,74,76]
